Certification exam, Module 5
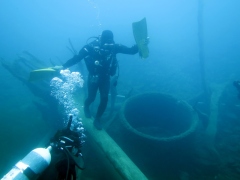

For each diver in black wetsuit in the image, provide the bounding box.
[56,30,138,130]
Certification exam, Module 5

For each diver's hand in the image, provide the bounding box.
[52,65,63,70]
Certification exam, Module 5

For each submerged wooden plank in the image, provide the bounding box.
[78,104,148,180]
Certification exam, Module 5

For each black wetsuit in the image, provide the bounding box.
[63,39,138,119]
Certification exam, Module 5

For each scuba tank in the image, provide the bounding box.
[2,147,52,180]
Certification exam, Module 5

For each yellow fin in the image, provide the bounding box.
[29,68,58,81]
[132,17,149,59]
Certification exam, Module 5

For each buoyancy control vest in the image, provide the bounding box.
[84,38,118,77]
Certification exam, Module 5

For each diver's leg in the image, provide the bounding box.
[110,76,118,111]
[94,77,110,130]
[84,75,98,118]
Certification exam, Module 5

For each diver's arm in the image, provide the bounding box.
[62,55,80,69]
[62,46,89,69]
[115,44,138,55]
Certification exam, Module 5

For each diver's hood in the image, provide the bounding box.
[100,30,114,45]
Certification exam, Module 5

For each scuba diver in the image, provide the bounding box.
[54,30,139,130]
[2,115,85,180]
[38,115,85,180]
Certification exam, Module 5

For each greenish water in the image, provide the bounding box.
[0,71,50,177]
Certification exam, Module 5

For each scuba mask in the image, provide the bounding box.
[100,30,115,52]
[86,30,115,55]
[100,30,114,44]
